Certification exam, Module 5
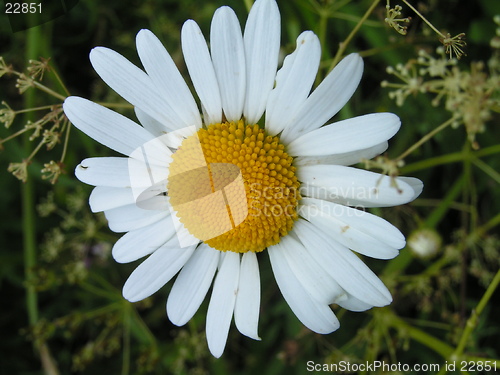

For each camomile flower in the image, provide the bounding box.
[63,0,422,358]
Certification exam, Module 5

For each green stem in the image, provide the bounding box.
[15,104,59,113]
[396,116,455,161]
[411,198,471,214]
[243,0,253,13]
[22,167,37,325]
[24,17,60,375]
[318,7,328,55]
[401,144,500,173]
[73,302,122,320]
[475,212,500,237]
[26,138,46,163]
[400,0,445,38]
[80,281,119,300]
[49,66,70,97]
[426,173,465,228]
[33,81,66,101]
[328,0,381,70]
[422,253,454,277]
[472,157,500,184]
[453,269,500,358]
[332,12,381,27]
[460,142,474,325]
[387,311,454,358]
[315,5,329,85]
[129,304,158,346]
[401,152,463,173]
[90,271,121,293]
[0,126,30,144]
[59,119,71,162]
[122,307,131,375]
[24,15,40,331]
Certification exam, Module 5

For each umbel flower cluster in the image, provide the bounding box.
[382,44,500,148]
[63,0,422,357]
[0,56,70,184]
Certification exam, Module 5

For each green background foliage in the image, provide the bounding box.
[0,0,499,374]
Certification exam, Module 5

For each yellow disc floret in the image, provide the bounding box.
[168,120,300,253]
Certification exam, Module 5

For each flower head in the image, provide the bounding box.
[440,32,467,60]
[0,57,14,78]
[63,0,422,357]
[385,2,411,36]
[0,101,15,128]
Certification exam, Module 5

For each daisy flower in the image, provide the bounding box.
[63,0,423,358]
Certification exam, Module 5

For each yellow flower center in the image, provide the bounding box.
[167,120,300,253]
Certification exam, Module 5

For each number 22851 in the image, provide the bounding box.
[5,3,42,14]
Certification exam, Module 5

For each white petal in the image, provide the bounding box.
[136,29,202,129]
[294,142,388,167]
[243,0,281,124]
[265,31,321,136]
[75,157,131,187]
[268,244,340,334]
[131,182,170,212]
[129,137,173,167]
[217,252,226,270]
[206,252,240,358]
[89,186,136,212]
[293,219,392,307]
[75,156,169,190]
[122,241,197,302]
[64,97,156,156]
[298,165,418,207]
[287,113,400,156]
[167,206,202,248]
[142,125,196,151]
[126,156,170,207]
[280,53,363,143]
[89,47,182,132]
[134,107,168,137]
[112,215,176,263]
[279,235,345,304]
[399,176,424,201]
[167,244,220,326]
[300,198,405,258]
[336,293,373,312]
[210,6,246,122]
[234,252,261,340]
[182,20,222,125]
[104,200,169,233]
